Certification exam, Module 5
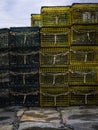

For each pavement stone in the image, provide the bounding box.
[0,124,13,130]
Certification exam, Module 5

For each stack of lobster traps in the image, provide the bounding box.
[69,3,98,106]
[31,14,42,27]
[40,6,71,106]
[9,27,40,106]
[0,28,10,106]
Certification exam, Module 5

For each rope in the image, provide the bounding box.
[40,31,70,35]
[10,90,39,104]
[40,51,69,56]
[69,70,95,83]
[72,28,98,33]
[41,72,69,76]
[54,34,57,44]
[41,91,69,106]
[70,49,97,62]
[10,71,38,76]
[10,51,39,56]
[41,72,68,85]
[70,49,96,54]
[10,31,39,36]
[0,72,9,78]
[55,16,59,24]
[0,52,9,57]
[72,90,98,104]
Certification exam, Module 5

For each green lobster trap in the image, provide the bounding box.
[0,28,9,48]
[40,47,69,67]
[40,27,70,47]
[70,46,98,65]
[31,14,42,27]
[9,87,39,106]
[10,27,40,47]
[10,68,39,87]
[0,88,10,106]
[10,48,39,68]
[69,65,97,85]
[0,69,9,87]
[0,50,9,68]
[71,25,98,45]
[41,6,71,27]
[69,85,98,105]
[40,67,68,87]
[71,3,98,25]
[40,87,69,106]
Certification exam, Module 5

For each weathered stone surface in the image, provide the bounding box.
[20,109,60,124]
[19,122,63,130]
[0,124,13,130]
[60,106,98,130]
[0,111,15,124]
[17,110,25,117]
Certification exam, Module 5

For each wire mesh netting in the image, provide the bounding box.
[69,65,97,85]
[9,87,40,106]
[0,28,9,48]
[70,46,98,65]
[31,14,42,27]
[0,88,10,106]
[10,68,39,87]
[71,25,98,45]
[0,50,9,68]
[40,27,70,47]
[69,85,98,105]
[40,67,68,87]
[71,3,98,24]
[40,87,69,106]
[10,27,40,47]
[40,47,69,67]
[41,6,71,26]
[10,47,39,68]
[0,69,9,87]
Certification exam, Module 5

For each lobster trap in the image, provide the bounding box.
[0,88,10,106]
[31,14,42,27]
[10,48,39,68]
[10,27,40,47]
[71,3,98,25]
[40,47,69,67]
[0,69,9,87]
[70,46,98,65]
[40,27,70,47]
[10,68,39,87]
[40,67,68,87]
[40,87,69,106]
[71,25,98,45]
[9,88,39,106]
[0,50,9,68]
[69,85,98,105]
[41,6,71,26]
[0,28,9,48]
[69,65,98,85]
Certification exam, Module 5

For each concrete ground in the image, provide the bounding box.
[0,106,98,130]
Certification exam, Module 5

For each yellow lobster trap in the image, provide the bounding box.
[40,47,70,67]
[40,27,70,47]
[69,85,98,105]
[31,14,41,27]
[70,46,98,65]
[40,86,69,106]
[41,6,71,26]
[71,25,98,45]
[40,67,68,87]
[71,3,98,24]
[69,65,98,85]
